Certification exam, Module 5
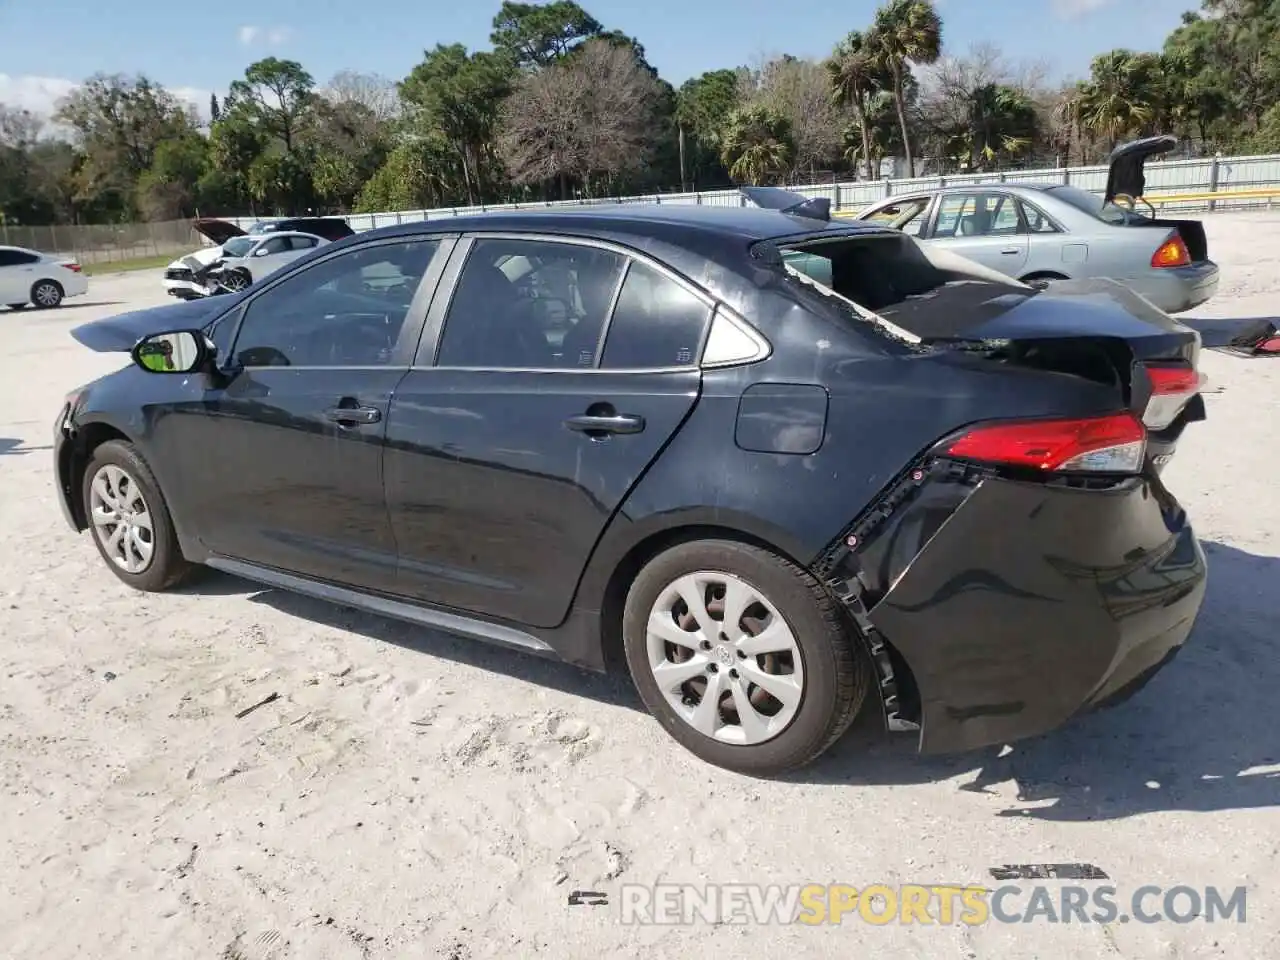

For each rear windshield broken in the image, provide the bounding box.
[773,232,1032,342]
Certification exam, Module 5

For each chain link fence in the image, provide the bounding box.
[0,219,204,266]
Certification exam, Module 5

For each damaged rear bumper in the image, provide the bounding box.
[822,461,1206,754]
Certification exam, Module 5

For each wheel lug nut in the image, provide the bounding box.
[729,669,739,680]
[699,640,711,651]
[707,663,718,674]
[736,649,746,659]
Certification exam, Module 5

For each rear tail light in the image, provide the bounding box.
[1257,335,1280,353]
[61,261,82,273]
[1151,235,1191,269]
[943,412,1146,474]
[1142,361,1202,430]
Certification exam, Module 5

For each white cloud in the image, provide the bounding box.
[0,74,213,123]
[0,74,80,118]
[1051,0,1115,19]
[237,24,293,47]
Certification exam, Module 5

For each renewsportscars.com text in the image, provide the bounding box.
[617,883,1248,926]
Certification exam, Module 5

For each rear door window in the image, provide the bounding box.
[934,193,1022,238]
[435,238,626,369]
[599,261,712,370]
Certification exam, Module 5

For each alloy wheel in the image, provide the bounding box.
[221,271,249,292]
[33,282,61,308]
[645,570,805,745]
[89,464,155,574]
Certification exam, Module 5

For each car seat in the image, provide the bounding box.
[444,262,551,367]
[558,259,622,367]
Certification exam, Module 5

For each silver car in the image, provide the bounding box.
[850,136,1219,314]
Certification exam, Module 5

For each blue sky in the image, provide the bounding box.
[0,0,1195,117]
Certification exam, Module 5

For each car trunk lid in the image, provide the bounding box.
[1101,135,1210,264]
[876,276,1204,433]
[768,233,1207,447]
[1103,134,1178,207]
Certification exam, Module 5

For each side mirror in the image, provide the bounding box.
[253,247,270,257]
[131,329,215,374]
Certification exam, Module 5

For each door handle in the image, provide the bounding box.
[325,404,381,425]
[564,413,645,436]
[1000,247,1020,255]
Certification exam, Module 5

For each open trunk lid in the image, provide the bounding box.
[1103,134,1177,207]
[1101,135,1210,263]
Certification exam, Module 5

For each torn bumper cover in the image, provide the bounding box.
[1178,315,1280,357]
[839,465,1206,754]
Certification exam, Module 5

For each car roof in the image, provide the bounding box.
[0,245,40,255]
[355,204,888,246]
[882,183,1062,199]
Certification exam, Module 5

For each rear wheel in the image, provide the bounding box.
[31,280,63,309]
[82,440,194,592]
[623,539,870,776]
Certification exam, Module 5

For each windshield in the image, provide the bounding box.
[222,237,255,257]
[246,221,279,235]
[1042,185,1136,224]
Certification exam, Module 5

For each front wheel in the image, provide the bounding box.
[82,440,194,591]
[623,539,870,776]
[218,269,251,293]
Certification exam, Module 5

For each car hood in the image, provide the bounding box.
[70,299,229,353]
[192,218,246,245]
[1103,134,1177,205]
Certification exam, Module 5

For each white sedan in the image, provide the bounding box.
[207,231,329,292]
[0,245,89,310]
[165,230,329,299]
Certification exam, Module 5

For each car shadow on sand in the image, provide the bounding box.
[194,539,1277,819]
[0,437,53,456]
[183,569,641,709]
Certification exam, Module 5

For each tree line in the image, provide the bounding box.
[0,0,1276,227]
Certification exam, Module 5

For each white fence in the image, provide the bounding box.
[228,152,1280,233]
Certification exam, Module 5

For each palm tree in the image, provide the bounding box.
[1075,50,1156,149]
[720,105,795,185]
[967,84,1038,169]
[870,0,943,177]
[825,31,886,180]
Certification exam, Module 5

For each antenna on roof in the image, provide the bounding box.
[737,186,832,222]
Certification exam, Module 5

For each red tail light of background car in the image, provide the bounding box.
[1151,235,1192,269]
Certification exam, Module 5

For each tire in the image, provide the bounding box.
[81,439,194,592]
[623,539,871,776]
[221,269,251,292]
[31,279,63,309]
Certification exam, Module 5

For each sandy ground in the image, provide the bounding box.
[1,215,1278,959]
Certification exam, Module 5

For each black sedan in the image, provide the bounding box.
[52,193,1266,775]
